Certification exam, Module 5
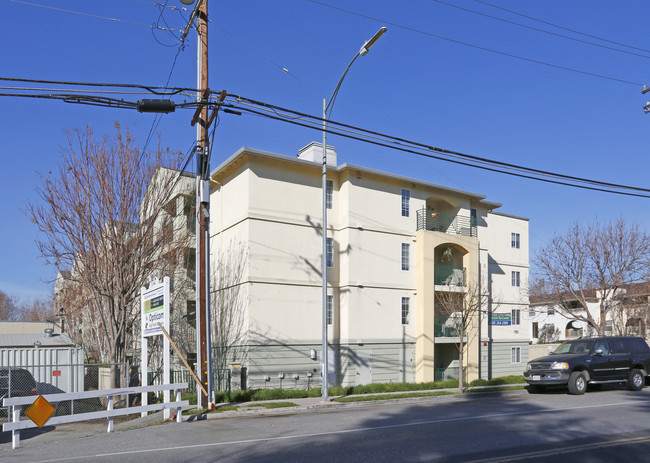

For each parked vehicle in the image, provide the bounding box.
[524,336,650,395]
[0,368,38,415]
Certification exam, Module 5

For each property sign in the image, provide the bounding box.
[490,313,511,326]
[141,278,169,337]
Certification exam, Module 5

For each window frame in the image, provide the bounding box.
[511,308,521,326]
[326,179,333,210]
[326,237,333,268]
[401,189,410,217]
[327,295,333,325]
[401,297,410,325]
[511,346,521,364]
[401,243,410,271]
[511,232,520,249]
[511,270,521,287]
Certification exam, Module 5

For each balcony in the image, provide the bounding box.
[434,367,459,382]
[434,316,460,337]
[435,264,465,286]
[416,208,476,237]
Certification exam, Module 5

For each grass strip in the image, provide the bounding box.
[333,391,456,402]
[241,402,298,409]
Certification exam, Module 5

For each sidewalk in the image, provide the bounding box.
[0,384,527,450]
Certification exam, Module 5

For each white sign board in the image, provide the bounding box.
[140,276,171,419]
[141,279,169,337]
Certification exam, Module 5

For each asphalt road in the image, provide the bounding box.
[3,387,650,462]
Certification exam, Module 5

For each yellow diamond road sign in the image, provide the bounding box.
[25,395,56,428]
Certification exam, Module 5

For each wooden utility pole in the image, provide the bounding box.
[196,0,211,410]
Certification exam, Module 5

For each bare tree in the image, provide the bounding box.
[537,323,561,343]
[20,296,55,322]
[211,241,248,375]
[534,219,650,335]
[28,124,191,387]
[435,283,489,393]
[0,290,20,321]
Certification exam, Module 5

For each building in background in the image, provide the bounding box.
[208,143,530,389]
[529,282,650,344]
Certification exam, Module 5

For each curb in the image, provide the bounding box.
[179,384,528,422]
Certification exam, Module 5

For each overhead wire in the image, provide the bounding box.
[431,0,650,60]
[8,0,177,32]
[0,76,196,95]
[221,93,650,198]
[307,0,644,87]
[228,102,650,199]
[473,0,650,55]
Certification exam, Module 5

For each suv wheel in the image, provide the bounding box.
[568,371,587,395]
[627,369,644,391]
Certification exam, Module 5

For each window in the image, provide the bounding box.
[401,189,410,217]
[327,295,333,325]
[326,180,333,210]
[401,297,410,325]
[547,307,555,315]
[511,309,521,325]
[532,322,539,339]
[326,237,333,268]
[511,232,520,249]
[511,271,520,287]
[511,347,521,363]
[401,243,410,271]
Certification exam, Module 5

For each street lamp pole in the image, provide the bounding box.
[321,27,387,402]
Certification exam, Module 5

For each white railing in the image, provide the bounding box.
[2,382,189,449]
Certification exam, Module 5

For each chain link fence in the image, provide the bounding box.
[0,363,135,422]
[2,362,248,422]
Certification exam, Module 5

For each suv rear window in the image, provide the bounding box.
[623,337,650,353]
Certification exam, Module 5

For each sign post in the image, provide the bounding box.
[140,276,170,418]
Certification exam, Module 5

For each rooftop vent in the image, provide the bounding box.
[44,328,54,337]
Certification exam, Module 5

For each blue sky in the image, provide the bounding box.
[1,0,650,301]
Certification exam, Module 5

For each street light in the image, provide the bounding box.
[321,26,387,402]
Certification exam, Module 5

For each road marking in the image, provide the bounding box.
[464,434,650,462]
[27,399,641,461]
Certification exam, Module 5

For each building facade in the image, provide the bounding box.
[208,143,529,389]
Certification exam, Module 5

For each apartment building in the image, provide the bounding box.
[208,143,529,388]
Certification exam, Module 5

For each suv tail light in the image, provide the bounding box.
[31,387,37,395]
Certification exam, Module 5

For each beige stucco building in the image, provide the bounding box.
[209,143,529,389]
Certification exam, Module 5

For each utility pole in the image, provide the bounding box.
[195,0,211,410]
[180,0,212,410]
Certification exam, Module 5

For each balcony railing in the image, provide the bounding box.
[435,264,466,286]
[434,367,459,382]
[416,208,477,237]
[434,316,461,337]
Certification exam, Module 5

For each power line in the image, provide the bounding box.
[473,0,650,55]
[221,93,650,199]
[0,76,196,95]
[431,0,650,60]
[8,0,177,32]
[307,0,644,87]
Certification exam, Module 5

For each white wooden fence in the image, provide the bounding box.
[2,382,189,449]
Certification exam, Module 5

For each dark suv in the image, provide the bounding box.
[0,368,38,415]
[524,336,650,395]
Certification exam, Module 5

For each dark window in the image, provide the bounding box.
[608,338,627,354]
[623,337,650,353]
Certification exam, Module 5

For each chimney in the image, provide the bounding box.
[297,142,337,167]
